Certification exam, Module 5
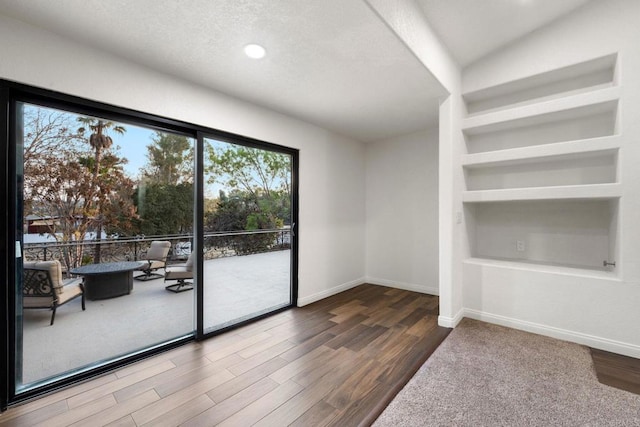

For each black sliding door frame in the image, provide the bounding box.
[0,79,298,408]
[196,132,299,340]
[1,87,12,412]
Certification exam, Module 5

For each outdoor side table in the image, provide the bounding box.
[70,261,146,300]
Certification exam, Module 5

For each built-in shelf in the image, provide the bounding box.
[462,86,620,135]
[464,149,617,191]
[466,198,617,272]
[462,183,622,203]
[464,257,620,281]
[462,135,621,168]
[461,54,621,276]
[464,53,617,115]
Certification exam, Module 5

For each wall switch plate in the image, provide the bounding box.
[516,240,525,252]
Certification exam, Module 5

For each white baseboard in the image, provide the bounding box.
[438,308,464,328]
[365,277,439,296]
[464,309,640,359]
[297,277,365,307]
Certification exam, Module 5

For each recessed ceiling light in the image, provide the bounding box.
[244,44,266,59]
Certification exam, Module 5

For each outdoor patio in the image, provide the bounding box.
[19,250,291,387]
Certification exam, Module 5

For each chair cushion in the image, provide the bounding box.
[146,241,171,260]
[23,296,54,308]
[57,279,84,304]
[147,260,165,270]
[24,260,64,295]
[165,269,192,280]
[185,252,194,272]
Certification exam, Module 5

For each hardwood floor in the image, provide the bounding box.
[590,348,640,395]
[0,284,450,427]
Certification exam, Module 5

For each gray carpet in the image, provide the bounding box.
[374,318,640,426]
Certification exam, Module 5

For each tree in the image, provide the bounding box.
[23,106,85,164]
[206,142,291,244]
[22,106,85,214]
[206,143,291,201]
[134,181,193,236]
[143,132,193,185]
[205,190,281,255]
[27,148,135,271]
[23,107,136,271]
[77,117,127,262]
[134,132,194,236]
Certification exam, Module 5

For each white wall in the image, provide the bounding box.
[460,0,640,356]
[365,0,464,327]
[0,14,367,306]
[365,128,439,295]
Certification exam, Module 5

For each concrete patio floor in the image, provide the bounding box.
[19,250,291,387]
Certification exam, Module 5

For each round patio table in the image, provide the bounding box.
[70,261,146,300]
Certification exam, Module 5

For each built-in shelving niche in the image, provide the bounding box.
[461,53,621,275]
[465,199,619,273]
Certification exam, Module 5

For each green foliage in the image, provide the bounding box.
[206,142,291,200]
[206,190,287,255]
[203,142,291,255]
[144,132,194,185]
[135,182,194,236]
[132,131,195,236]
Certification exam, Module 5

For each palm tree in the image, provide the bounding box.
[77,118,126,262]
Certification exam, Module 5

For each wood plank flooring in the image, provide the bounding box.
[590,347,640,395]
[0,284,450,427]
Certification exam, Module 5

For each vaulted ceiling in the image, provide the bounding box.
[0,0,593,142]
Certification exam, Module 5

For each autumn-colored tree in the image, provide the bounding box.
[27,149,134,270]
[23,107,136,270]
[22,106,85,214]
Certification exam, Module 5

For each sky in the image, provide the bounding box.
[110,123,159,179]
[23,103,287,199]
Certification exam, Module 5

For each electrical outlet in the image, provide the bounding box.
[516,240,525,252]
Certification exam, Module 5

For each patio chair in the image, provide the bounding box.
[164,252,194,293]
[135,240,171,281]
[23,260,85,325]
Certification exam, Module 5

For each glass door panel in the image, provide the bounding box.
[202,137,292,333]
[15,102,195,390]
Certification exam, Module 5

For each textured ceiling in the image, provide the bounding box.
[0,0,595,141]
[0,0,445,142]
[417,0,593,67]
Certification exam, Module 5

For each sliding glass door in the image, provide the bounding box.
[15,101,196,391]
[3,81,297,404]
[201,137,294,334]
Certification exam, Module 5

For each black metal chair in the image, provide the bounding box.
[23,260,85,325]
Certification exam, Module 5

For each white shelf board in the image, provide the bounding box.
[462,135,621,169]
[462,86,620,135]
[463,54,617,110]
[462,183,622,203]
[464,257,620,281]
